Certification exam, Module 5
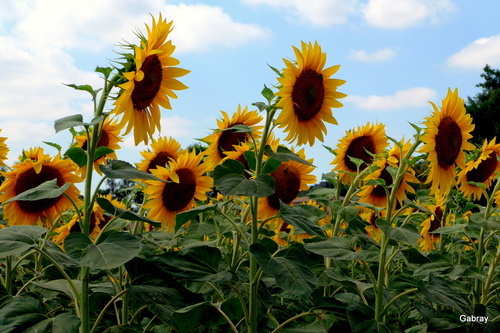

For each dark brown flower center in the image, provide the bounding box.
[370,165,393,198]
[435,116,462,169]
[147,152,175,173]
[369,212,379,230]
[81,130,110,151]
[162,168,197,211]
[292,69,325,121]
[14,165,65,213]
[267,164,301,210]
[429,206,443,233]
[132,54,163,111]
[217,123,248,158]
[344,136,376,171]
[466,152,498,183]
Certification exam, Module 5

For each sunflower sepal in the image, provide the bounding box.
[3,179,71,205]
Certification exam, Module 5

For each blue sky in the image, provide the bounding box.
[1,0,500,180]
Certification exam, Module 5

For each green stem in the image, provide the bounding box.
[481,245,500,304]
[91,289,128,333]
[270,311,314,333]
[213,304,239,333]
[375,232,389,323]
[4,256,12,295]
[381,288,418,317]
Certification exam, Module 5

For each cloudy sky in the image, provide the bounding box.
[1,0,500,179]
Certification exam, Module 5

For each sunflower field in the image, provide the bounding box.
[0,14,499,333]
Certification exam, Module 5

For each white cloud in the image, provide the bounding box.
[349,48,397,62]
[165,4,271,52]
[349,87,437,110]
[243,0,358,26]
[362,0,455,28]
[447,35,500,69]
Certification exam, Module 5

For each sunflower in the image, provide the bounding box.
[143,150,213,232]
[275,41,346,146]
[358,139,419,208]
[203,106,263,170]
[0,150,82,228]
[0,130,8,166]
[361,210,383,243]
[258,148,316,220]
[420,88,475,196]
[74,117,123,176]
[113,14,190,145]
[137,136,182,173]
[331,122,389,184]
[457,138,500,200]
[418,195,449,252]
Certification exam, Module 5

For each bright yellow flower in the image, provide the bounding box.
[137,136,182,173]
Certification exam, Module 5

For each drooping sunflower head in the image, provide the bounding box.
[457,138,500,200]
[331,122,389,184]
[418,195,448,252]
[203,106,263,170]
[137,136,182,173]
[0,152,82,228]
[74,117,123,176]
[0,130,8,167]
[276,41,346,146]
[258,148,316,220]
[420,88,475,196]
[113,14,190,146]
[143,150,213,232]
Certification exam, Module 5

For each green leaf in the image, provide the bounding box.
[64,147,87,167]
[252,102,268,112]
[96,197,161,228]
[172,302,216,333]
[385,225,422,245]
[32,279,81,302]
[43,141,62,153]
[262,157,281,174]
[279,202,327,239]
[413,261,454,277]
[305,237,379,261]
[214,159,275,197]
[3,179,70,205]
[417,274,471,312]
[431,224,467,234]
[99,159,166,182]
[64,83,101,100]
[64,231,142,270]
[175,204,217,231]
[264,145,315,166]
[0,297,46,333]
[0,225,47,256]
[250,243,318,299]
[94,146,114,161]
[24,313,81,333]
[95,66,112,78]
[153,246,231,283]
[54,114,84,133]
[261,84,274,103]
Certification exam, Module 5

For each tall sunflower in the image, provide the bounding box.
[457,138,500,200]
[331,122,388,184]
[203,106,263,170]
[275,41,346,146]
[420,88,475,196]
[258,148,316,220]
[113,14,190,145]
[358,139,419,208]
[137,136,182,173]
[0,150,82,228]
[418,195,450,252]
[143,150,213,232]
[74,117,123,177]
[0,130,8,167]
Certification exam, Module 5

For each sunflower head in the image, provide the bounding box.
[0,150,82,228]
[457,138,500,200]
[258,148,316,220]
[0,130,8,167]
[143,150,213,232]
[420,88,475,196]
[113,14,190,146]
[418,195,448,252]
[203,106,263,170]
[275,41,346,146]
[137,136,182,173]
[331,122,389,184]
